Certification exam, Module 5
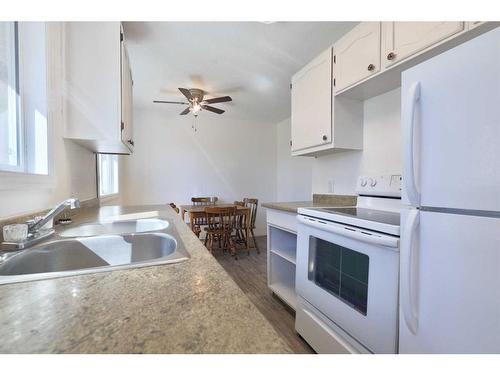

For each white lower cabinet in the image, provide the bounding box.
[266,209,298,309]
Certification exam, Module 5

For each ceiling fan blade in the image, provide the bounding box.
[202,105,225,114]
[153,100,189,105]
[180,107,191,115]
[178,88,193,101]
[202,96,232,104]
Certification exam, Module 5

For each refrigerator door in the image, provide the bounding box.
[399,208,500,353]
[402,27,500,211]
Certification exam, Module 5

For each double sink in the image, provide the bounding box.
[0,217,190,285]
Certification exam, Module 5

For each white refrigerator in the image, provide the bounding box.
[400,27,500,353]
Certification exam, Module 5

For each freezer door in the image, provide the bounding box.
[399,208,500,353]
[402,27,500,211]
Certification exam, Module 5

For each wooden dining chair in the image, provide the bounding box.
[233,201,248,251]
[203,206,237,257]
[190,197,218,238]
[243,198,260,253]
[191,197,218,205]
[169,203,180,214]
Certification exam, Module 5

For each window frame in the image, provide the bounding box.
[0,22,55,190]
[0,21,22,173]
[97,153,119,199]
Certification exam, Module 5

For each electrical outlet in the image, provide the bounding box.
[328,179,335,193]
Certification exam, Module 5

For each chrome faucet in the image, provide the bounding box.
[2,198,81,250]
[28,198,81,233]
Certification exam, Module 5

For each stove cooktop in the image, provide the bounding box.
[298,205,401,236]
[314,207,400,227]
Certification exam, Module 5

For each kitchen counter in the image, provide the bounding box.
[262,194,357,214]
[0,205,292,353]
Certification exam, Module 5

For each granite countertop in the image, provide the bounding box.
[262,194,357,213]
[0,205,292,354]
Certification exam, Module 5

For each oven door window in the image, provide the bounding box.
[308,236,369,315]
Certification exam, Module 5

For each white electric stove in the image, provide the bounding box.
[295,175,402,354]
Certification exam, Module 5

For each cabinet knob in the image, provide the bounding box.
[387,52,396,61]
[322,135,328,141]
[127,139,135,146]
[367,64,375,72]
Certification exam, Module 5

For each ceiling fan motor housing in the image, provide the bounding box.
[189,88,205,102]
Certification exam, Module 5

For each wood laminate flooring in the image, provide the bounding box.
[213,236,315,354]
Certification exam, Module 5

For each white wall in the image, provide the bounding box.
[276,118,313,201]
[0,142,97,219]
[121,108,277,235]
[312,88,402,194]
[0,23,97,220]
[274,88,401,199]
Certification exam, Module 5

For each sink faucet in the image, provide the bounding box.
[2,198,81,251]
[28,198,81,233]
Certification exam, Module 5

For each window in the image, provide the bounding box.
[308,236,370,315]
[0,22,48,176]
[98,154,119,197]
[0,22,20,171]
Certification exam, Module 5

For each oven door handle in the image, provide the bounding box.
[297,216,399,248]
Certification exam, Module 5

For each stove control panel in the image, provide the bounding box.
[356,174,402,197]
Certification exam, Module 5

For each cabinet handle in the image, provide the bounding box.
[387,52,396,61]
[367,64,375,72]
[127,139,135,146]
[322,135,328,141]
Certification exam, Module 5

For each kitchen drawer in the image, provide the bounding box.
[266,209,298,233]
[295,297,369,354]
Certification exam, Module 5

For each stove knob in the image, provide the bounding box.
[360,178,367,187]
[370,178,377,187]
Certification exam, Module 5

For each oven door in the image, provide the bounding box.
[296,215,400,354]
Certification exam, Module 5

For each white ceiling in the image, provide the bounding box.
[123,22,358,123]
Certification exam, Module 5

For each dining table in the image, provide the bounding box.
[180,203,250,250]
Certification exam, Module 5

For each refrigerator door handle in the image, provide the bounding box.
[402,209,420,334]
[403,81,421,206]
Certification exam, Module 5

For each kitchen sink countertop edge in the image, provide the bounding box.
[0,205,292,354]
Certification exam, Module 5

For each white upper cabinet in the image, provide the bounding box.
[291,48,363,156]
[291,48,333,153]
[63,22,133,154]
[381,22,464,69]
[334,22,381,93]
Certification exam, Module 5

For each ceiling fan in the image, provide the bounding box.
[153,88,232,117]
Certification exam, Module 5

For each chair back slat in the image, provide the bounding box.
[243,198,258,229]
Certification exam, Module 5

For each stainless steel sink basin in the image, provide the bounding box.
[59,218,169,237]
[0,232,189,284]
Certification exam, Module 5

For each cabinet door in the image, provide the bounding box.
[121,39,134,150]
[334,22,381,92]
[291,48,332,152]
[382,22,464,68]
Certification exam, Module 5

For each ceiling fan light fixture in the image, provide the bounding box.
[154,88,232,122]
[190,103,202,115]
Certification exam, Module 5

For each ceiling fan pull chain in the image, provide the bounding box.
[192,116,198,132]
